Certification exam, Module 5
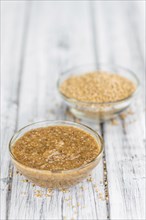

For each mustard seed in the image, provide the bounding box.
[60,72,136,103]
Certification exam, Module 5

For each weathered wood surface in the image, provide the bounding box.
[1,1,145,220]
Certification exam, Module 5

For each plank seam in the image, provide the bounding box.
[89,1,111,219]
[5,2,32,220]
[100,123,110,220]
[89,1,99,64]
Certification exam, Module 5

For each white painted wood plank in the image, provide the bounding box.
[93,1,145,219]
[7,1,107,220]
[1,1,28,219]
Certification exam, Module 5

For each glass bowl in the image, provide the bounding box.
[9,120,103,189]
[57,63,139,122]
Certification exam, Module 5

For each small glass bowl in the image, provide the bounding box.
[57,63,139,122]
[9,120,103,189]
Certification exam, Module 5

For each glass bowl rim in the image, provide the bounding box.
[9,120,103,174]
[57,63,140,105]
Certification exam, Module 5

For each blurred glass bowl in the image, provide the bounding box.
[57,63,139,122]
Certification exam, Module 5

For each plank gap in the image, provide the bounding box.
[90,1,111,219]
[89,1,99,64]
[5,2,32,220]
[100,123,111,220]
[15,1,32,131]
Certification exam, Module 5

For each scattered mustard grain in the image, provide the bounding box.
[111,119,118,125]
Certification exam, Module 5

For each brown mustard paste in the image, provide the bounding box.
[12,126,100,171]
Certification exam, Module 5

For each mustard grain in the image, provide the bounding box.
[60,72,136,103]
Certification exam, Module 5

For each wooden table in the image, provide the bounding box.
[1,1,145,220]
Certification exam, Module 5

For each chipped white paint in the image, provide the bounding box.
[1,1,145,220]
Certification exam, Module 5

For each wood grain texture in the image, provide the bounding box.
[1,1,145,220]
